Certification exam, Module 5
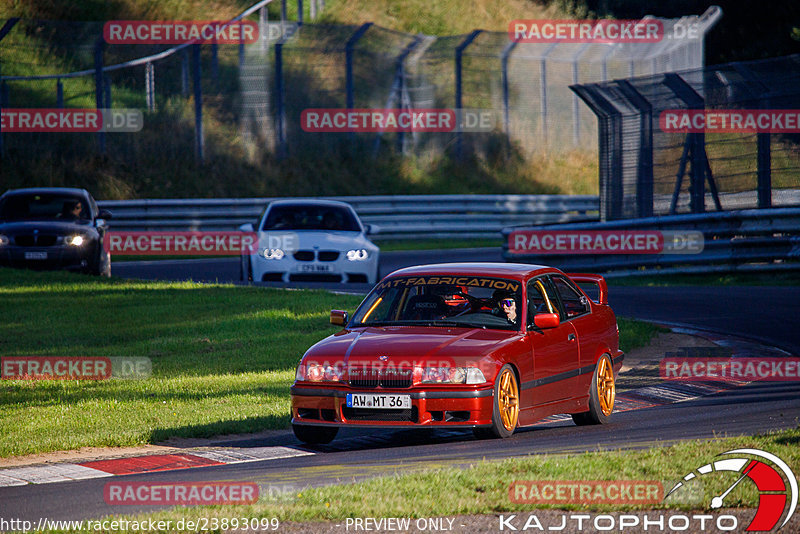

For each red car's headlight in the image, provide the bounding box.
[413,366,486,385]
[295,363,346,383]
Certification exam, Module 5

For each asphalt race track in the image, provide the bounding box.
[3,249,797,523]
[112,249,800,354]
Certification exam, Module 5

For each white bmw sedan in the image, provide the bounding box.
[240,199,380,284]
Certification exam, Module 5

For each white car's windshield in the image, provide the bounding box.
[350,276,523,331]
[261,205,360,231]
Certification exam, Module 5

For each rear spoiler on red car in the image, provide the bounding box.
[566,273,608,305]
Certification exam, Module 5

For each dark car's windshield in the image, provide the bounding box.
[0,194,89,221]
[350,276,523,331]
[261,204,360,231]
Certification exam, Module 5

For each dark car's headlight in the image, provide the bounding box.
[0,234,8,246]
[65,235,85,247]
[346,249,369,261]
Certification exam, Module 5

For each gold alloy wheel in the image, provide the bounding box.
[498,368,519,431]
[597,356,616,417]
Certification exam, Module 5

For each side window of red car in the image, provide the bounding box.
[550,276,591,319]
[526,278,557,324]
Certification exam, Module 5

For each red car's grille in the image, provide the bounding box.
[348,368,413,389]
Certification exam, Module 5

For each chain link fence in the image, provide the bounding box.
[572,54,800,221]
[1,4,720,170]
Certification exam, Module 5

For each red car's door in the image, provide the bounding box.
[519,278,580,418]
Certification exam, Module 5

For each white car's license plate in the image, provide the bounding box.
[346,393,411,409]
[24,251,48,260]
[298,264,332,273]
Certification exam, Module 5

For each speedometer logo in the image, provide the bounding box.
[666,448,797,531]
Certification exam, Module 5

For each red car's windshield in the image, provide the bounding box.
[350,276,523,331]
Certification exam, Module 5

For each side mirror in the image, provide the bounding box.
[239,222,254,232]
[364,223,379,235]
[98,209,112,220]
[533,312,560,329]
[330,309,348,326]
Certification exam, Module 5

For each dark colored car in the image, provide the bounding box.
[0,188,112,276]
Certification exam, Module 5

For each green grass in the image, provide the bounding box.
[0,267,363,457]
[617,318,668,354]
[0,268,660,458]
[62,426,800,532]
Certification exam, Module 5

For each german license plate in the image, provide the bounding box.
[24,251,47,260]
[299,264,331,273]
[346,393,411,409]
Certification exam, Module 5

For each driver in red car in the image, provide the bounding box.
[493,290,518,325]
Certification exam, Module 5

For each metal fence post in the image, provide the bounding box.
[259,6,269,53]
[104,76,112,109]
[192,44,204,163]
[181,49,189,97]
[145,62,155,111]
[239,21,246,69]
[617,81,653,218]
[757,130,772,209]
[345,23,372,143]
[571,43,591,147]
[275,40,286,158]
[211,43,219,91]
[731,62,773,209]
[663,73,707,213]
[298,0,303,25]
[455,30,482,160]
[345,23,372,110]
[94,38,106,154]
[501,40,518,145]
[56,79,63,108]
[571,84,623,221]
[539,43,557,146]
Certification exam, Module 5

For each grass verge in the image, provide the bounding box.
[68,426,800,532]
[1,267,662,458]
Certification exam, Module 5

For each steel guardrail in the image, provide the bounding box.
[97,195,600,240]
[501,208,800,276]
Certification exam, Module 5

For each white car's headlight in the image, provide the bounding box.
[0,234,8,246]
[65,235,84,247]
[346,249,368,261]
[263,248,285,260]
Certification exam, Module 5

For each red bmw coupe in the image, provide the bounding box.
[290,263,623,444]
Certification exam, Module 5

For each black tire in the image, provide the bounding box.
[473,364,519,439]
[292,424,339,444]
[572,354,615,426]
[240,255,252,282]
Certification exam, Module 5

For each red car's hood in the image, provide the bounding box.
[303,326,521,367]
